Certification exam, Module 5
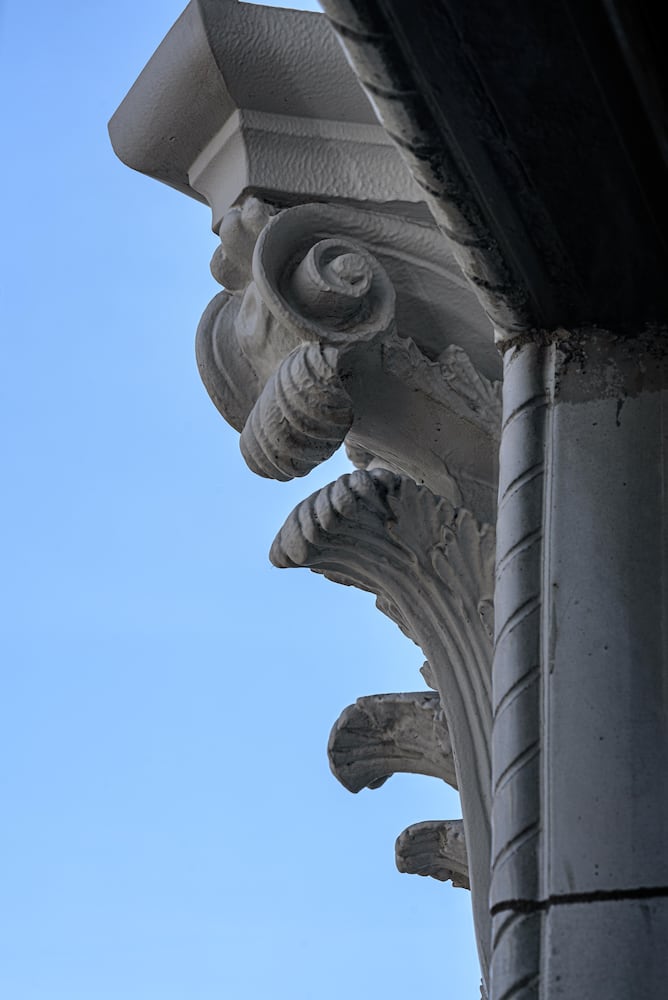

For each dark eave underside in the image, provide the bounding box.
[322,0,668,335]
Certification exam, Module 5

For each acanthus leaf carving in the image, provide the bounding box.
[395,819,470,889]
[381,336,501,442]
[114,6,515,988]
[195,195,502,991]
[328,691,458,793]
[270,468,494,979]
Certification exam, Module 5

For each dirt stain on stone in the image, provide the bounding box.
[615,396,625,427]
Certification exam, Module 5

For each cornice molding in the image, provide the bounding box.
[111,10,504,993]
[194,195,500,982]
[108,0,423,228]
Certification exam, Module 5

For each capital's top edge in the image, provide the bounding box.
[108,0,378,200]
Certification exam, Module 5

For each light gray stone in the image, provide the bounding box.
[328,691,458,793]
[108,0,424,229]
[271,469,495,978]
[196,196,500,522]
[395,820,469,889]
[112,7,499,982]
[490,328,668,999]
[544,897,668,996]
[111,5,668,996]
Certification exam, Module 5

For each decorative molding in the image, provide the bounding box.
[116,28,502,984]
[196,196,501,520]
[194,195,502,989]
[271,468,495,978]
[328,691,457,793]
[108,1,425,228]
[239,342,354,481]
[395,820,469,889]
[489,342,547,1000]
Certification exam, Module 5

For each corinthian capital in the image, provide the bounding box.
[328,691,458,793]
[111,6,505,992]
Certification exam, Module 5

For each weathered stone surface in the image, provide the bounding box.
[543,898,668,996]
[111,5,502,993]
[112,4,668,998]
[188,134,500,998]
[328,691,457,793]
[197,196,500,521]
[271,468,494,976]
[395,820,469,889]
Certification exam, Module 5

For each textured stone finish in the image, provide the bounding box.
[109,0,424,226]
[197,197,499,525]
[328,691,457,793]
[395,820,469,888]
[111,8,500,986]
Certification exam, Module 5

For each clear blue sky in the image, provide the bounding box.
[0,1,479,997]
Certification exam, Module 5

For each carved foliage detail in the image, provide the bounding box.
[196,197,501,983]
[395,819,470,889]
[271,468,494,976]
[328,691,458,793]
[382,335,501,442]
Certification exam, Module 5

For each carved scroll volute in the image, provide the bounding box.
[197,196,499,989]
[196,198,396,481]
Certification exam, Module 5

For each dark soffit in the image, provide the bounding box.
[322,0,668,335]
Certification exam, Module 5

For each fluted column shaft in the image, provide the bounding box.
[491,329,668,998]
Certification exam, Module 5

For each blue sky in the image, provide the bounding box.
[0,1,479,996]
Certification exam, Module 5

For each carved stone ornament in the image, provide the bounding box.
[395,819,469,889]
[272,469,495,977]
[195,193,501,990]
[196,195,501,521]
[328,690,458,793]
[328,691,470,890]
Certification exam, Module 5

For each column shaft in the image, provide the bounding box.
[491,330,668,998]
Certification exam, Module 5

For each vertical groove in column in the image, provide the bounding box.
[490,343,550,999]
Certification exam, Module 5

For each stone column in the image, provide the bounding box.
[491,328,668,998]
